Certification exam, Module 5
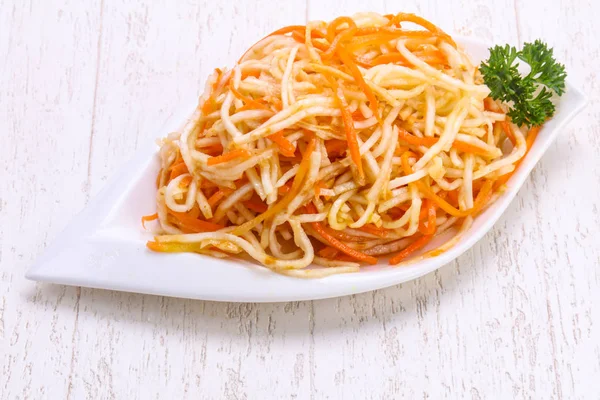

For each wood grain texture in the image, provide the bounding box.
[1,0,599,399]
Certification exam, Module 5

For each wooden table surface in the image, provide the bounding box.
[2,0,599,398]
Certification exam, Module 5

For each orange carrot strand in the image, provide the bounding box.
[417,200,437,235]
[207,188,232,208]
[326,16,357,42]
[168,211,225,233]
[390,13,456,48]
[243,199,268,213]
[318,246,340,259]
[141,213,158,229]
[356,224,390,238]
[169,162,189,180]
[337,47,380,120]
[328,77,364,182]
[268,132,296,157]
[207,149,251,166]
[398,128,491,156]
[229,81,271,111]
[501,121,517,145]
[389,235,433,265]
[306,204,377,264]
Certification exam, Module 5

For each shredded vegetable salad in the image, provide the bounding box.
[143,12,563,278]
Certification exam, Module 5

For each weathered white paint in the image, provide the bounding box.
[1,0,599,398]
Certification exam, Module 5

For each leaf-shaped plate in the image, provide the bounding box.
[26,37,587,302]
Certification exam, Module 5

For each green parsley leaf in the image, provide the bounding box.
[480,40,567,127]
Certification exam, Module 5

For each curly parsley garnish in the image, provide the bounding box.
[480,40,567,127]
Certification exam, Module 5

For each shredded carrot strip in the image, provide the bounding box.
[320,227,367,242]
[234,176,249,188]
[357,224,390,238]
[418,202,430,221]
[268,132,296,157]
[314,180,327,197]
[347,31,437,51]
[291,30,304,43]
[501,121,517,146]
[310,28,327,39]
[156,169,162,188]
[447,189,460,207]
[351,109,368,121]
[353,26,437,37]
[390,13,456,48]
[368,52,410,66]
[306,203,377,264]
[200,144,224,156]
[207,149,251,166]
[473,180,494,210]
[146,241,202,253]
[147,241,231,256]
[278,180,293,195]
[141,213,158,229]
[394,145,410,156]
[338,89,364,181]
[321,28,357,60]
[318,246,340,259]
[243,199,268,213]
[337,47,380,120]
[422,179,493,218]
[416,50,447,65]
[173,151,183,164]
[398,128,490,156]
[383,14,395,24]
[327,77,364,182]
[291,30,330,51]
[241,69,261,79]
[207,188,232,208]
[179,176,193,188]
[418,200,437,235]
[325,139,347,157]
[270,97,283,111]
[483,97,497,111]
[237,103,263,112]
[169,161,189,180]
[398,128,437,146]
[200,180,217,189]
[202,68,229,115]
[326,16,357,42]
[268,25,307,36]
[451,141,491,156]
[388,206,406,219]
[186,204,201,219]
[389,235,433,265]
[229,81,271,111]
[366,49,447,68]
[353,26,394,35]
[169,210,225,233]
[237,25,306,63]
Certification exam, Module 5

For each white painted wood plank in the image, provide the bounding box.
[1,0,599,399]
[508,1,600,398]
[0,1,102,399]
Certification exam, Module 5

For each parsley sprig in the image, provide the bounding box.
[480,40,567,127]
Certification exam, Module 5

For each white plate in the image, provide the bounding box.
[26,37,587,302]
